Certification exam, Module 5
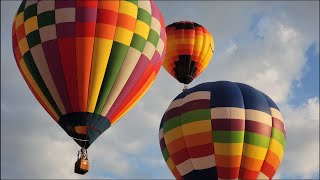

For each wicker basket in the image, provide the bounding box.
[74,158,89,174]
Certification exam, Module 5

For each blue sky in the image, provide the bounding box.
[289,42,319,106]
[1,1,319,179]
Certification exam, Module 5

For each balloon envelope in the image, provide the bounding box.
[12,0,166,148]
[162,21,214,84]
[159,81,286,179]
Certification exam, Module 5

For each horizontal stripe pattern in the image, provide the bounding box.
[163,21,214,84]
[159,81,286,179]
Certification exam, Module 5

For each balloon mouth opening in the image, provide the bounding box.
[58,112,111,149]
[178,75,194,84]
[74,126,102,135]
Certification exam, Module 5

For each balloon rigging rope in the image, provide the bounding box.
[83,135,89,149]
[70,136,90,142]
[209,44,214,52]
[183,84,188,91]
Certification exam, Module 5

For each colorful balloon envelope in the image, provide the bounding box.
[159,81,286,180]
[162,21,214,85]
[12,0,166,148]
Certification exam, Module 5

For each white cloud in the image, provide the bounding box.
[277,97,319,178]
[1,105,86,179]
[1,98,171,179]
[224,41,238,57]
[195,13,308,104]
[278,24,298,43]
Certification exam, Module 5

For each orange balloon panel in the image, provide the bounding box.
[163,21,214,84]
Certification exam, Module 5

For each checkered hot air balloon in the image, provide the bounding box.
[159,81,286,180]
[12,0,166,149]
[163,21,214,85]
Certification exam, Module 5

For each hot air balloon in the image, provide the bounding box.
[12,0,166,174]
[159,81,286,179]
[162,21,214,89]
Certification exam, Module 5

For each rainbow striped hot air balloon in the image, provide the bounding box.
[159,81,286,180]
[12,0,166,149]
[163,21,214,85]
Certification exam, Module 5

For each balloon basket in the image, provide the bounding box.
[74,158,89,174]
[74,148,89,175]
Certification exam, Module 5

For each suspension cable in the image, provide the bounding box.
[70,136,89,142]
[183,84,188,91]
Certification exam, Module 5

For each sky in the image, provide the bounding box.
[1,0,319,179]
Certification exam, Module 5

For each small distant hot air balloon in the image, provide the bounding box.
[162,21,214,89]
[12,0,166,174]
[159,81,286,180]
